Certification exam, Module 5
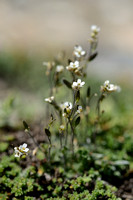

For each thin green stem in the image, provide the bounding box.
[48,136,52,162]
[59,133,63,149]
[65,120,69,146]
[69,118,75,154]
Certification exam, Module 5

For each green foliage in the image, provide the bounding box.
[0,158,43,199]
[0,152,122,199]
[0,193,9,200]
[0,142,9,152]
[75,116,80,127]
[11,177,34,196]
[0,155,21,176]
[46,179,121,200]
[24,197,36,200]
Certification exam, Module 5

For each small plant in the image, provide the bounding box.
[1,25,130,199]
[41,25,121,157]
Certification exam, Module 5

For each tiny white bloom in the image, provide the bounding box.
[103,80,110,87]
[76,106,83,114]
[72,79,85,90]
[73,45,86,58]
[66,61,79,71]
[45,96,54,103]
[42,61,48,66]
[19,143,29,153]
[115,86,121,92]
[60,102,72,110]
[94,93,98,97]
[14,147,23,157]
[101,80,121,93]
[60,102,72,117]
[91,25,100,33]
[60,125,65,130]
[14,143,29,157]
[56,65,64,73]
[59,124,65,133]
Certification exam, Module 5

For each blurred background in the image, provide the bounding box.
[0,0,133,124]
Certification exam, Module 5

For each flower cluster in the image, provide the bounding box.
[66,61,79,72]
[14,143,29,158]
[73,45,86,58]
[59,124,65,133]
[91,25,100,35]
[76,105,83,114]
[101,80,121,93]
[45,96,54,103]
[60,102,72,117]
[72,79,85,90]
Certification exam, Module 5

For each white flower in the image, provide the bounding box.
[76,106,83,114]
[104,80,110,86]
[60,102,72,117]
[73,45,86,58]
[66,61,79,72]
[59,124,65,133]
[60,102,72,110]
[14,143,29,158]
[60,125,65,130]
[42,61,48,66]
[19,143,29,153]
[91,25,100,34]
[14,147,23,157]
[56,65,64,73]
[45,96,54,103]
[72,79,85,90]
[101,80,121,93]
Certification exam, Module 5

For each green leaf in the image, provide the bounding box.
[68,59,72,64]
[87,86,91,98]
[45,128,51,137]
[75,116,80,127]
[88,52,98,61]
[63,79,72,89]
[23,121,29,131]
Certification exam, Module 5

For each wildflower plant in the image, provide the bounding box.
[15,25,121,161]
[42,25,121,157]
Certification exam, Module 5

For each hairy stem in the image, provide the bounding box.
[65,120,69,146]
[48,136,52,162]
[69,118,75,154]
